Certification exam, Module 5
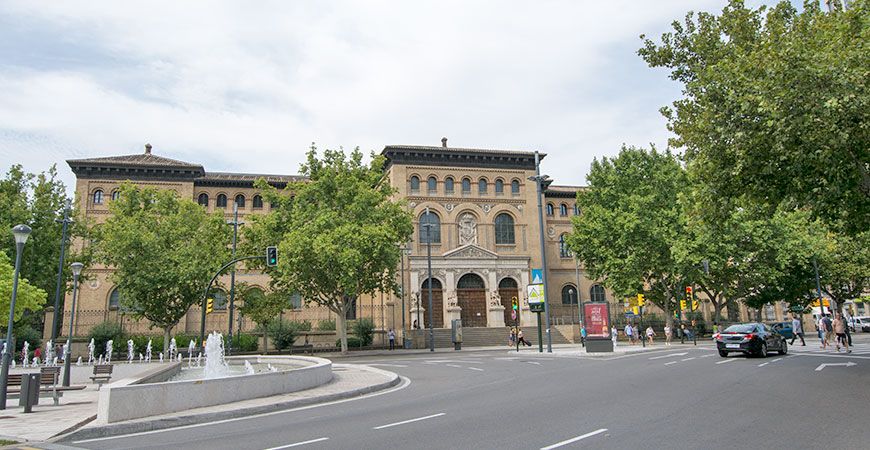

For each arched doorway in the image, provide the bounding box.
[421,278,443,328]
[498,277,519,326]
[457,273,487,327]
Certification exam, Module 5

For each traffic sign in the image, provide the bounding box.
[527,284,545,313]
[511,309,517,320]
[531,269,544,285]
[637,294,645,307]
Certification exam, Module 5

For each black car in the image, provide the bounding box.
[714,323,787,358]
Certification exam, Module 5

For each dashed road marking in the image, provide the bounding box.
[541,428,608,449]
[527,361,541,365]
[758,362,769,367]
[373,413,446,430]
[264,437,329,449]
[681,357,695,361]
[716,358,736,365]
[664,361,678,366]
[446,364,462,368]
[468,367,484,372]
[649,352,688,360]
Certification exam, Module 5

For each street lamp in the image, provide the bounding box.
[399,244,411,348]
[1,224,32,410]
[226,202,243,355]
[422,208,435,352]
[62,262,84,387]
[528,151,553,353]
[575,257,584,326]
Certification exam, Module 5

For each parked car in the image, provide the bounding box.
[853,317,870,332]
[714,323,787,358]
[769,321,794,339]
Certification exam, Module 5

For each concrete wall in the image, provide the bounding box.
[97,356,332,423]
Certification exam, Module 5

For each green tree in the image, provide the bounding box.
[639,0,869,234]
[0,252,47,326]
[255,145,413,353]
[819,231,870,311]
[94,184,231,350]
[567,146,688,328]
[236,283,287,349]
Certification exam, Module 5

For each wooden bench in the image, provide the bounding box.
[7,367,86,406]
[90,364,114,388]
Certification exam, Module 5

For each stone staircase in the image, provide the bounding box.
[411,326,573,348]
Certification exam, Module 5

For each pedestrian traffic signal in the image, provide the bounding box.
[680,300,687,310]
[685,286,693,296]
[636,293,645,307]
[511,297,519,310]
[692,300,699,311]
[206,298,214,314]
[266,246,278,267]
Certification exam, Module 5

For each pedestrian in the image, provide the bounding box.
[680,323,687,344]
[833,314,850,353]
[664,324,672,346]
[790,315,806,346]
[34,346,41,365]
[517,329,532,347]
[611,326,618,348]
[509,328,516,347]
[818,316,827,349]
[580,324,587,348]
[646,326,656,345]
[388,328,396,350]
[632,324,640,345]
[823,314,834,347]
[624,323,634,345]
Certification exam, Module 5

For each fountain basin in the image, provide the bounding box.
[97,355,333,423]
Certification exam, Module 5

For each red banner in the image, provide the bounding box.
[584,303,610,339]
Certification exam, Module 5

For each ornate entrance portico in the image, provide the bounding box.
[409,244,532,328]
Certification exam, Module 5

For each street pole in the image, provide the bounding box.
[399,246,408,348]
[530,151,553,352]
[62,262,83,387]
[424,208,434,352]
[575,258,583,326]
[813,256,826,317]
[51,201,73,341]
[1,224,31,410]
[227,203,242,355]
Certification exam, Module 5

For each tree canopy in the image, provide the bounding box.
[249,145,413,353]
[0,251,47,326]
[94,184,230,349]
[639,0,869,234]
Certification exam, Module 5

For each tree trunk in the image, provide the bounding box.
[713,299,724,323]
[664,285,673,329]
[163,327,171,359]
[336,306,348,354]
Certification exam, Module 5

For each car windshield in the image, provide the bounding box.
[724,324,756,333]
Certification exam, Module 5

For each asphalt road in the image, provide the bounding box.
[62,336,870,450]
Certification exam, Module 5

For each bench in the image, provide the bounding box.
[90,364,114,388]
[7,367,86,406]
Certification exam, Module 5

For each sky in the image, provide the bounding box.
[0,0,800,192]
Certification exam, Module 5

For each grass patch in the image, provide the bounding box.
[0,439,19,445]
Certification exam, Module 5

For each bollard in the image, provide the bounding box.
[20,373,40,412]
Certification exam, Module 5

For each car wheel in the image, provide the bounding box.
[778,340,787,355]
[718,350,728,357]
[759,343,768,358]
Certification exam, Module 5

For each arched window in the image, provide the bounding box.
[253,195,263,209]
[498,278,518,289]
[590,285,606,303]
[210,289,228,310]
[495,179,504,194]
[345,297,357,320]
[494,213,515,244]
[108,288,121,309]
[419,210,441,244]
[462,178,471,194]
[445,177,454,194]
[422,278,442,290]
[197,193,209,207]
[560,203,569,216]
[478,178,488,194]
[288,292,302,310]
[111,190,120,201]
[409,176,420,192]
[574,204,580,216]
[546,203,555,216]
[511,179,520,194]
[235,194,245,208]
[561,285,578,305]
[93,189,103,205]
[216,194,228,208]
[559,233,573,258]
[457,273,485,289]
[427,176,437,193]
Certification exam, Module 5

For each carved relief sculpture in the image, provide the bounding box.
[458,213,478,245]
[489,290,502,307]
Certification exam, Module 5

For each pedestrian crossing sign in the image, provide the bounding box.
[531,269,544,285]
[527,284,545,304]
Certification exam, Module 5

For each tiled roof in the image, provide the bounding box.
[199,172,306,183]
[67,153,202,169]
[382,145,543,158]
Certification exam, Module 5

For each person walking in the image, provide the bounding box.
[833,314,850,353]
[517,329,532,347]
[818,316,828,349]
[624,324,634,345]
[664,324,672,346]
[611,326,618,348]
[790,315,806,346]
[509,328,517,347]
[632,324,640,345]
[388,328,396,350]
[580,324,587,348]
[823,314,835,348]
[646,326,656,345]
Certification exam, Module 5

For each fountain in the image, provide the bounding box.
[106,340,113,363]
[244,360,255,375]
[21,341,29,367]
[203,331,230,379]
[127,339,134,363]
[159,353,164,363]
[76,356,82,366]
[45,339,54,366]
[168,338,177,361]
[145,338,152,362]
[87,338,95,365]
[187,339,195,367]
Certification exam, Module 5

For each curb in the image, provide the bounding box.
[56,365,400,443]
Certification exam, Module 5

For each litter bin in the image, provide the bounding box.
[19,372,40,412]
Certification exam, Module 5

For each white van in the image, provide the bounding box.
[852,317,870,332]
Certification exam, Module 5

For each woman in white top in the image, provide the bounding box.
[646,326,656,345]
[664,325,672,346]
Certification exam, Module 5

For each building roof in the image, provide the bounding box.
[67,153,203,170]
[67,146,205,180]
[382,140,544,171]
[195,171,305,188]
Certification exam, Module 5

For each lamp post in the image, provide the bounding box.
[422,208,435,352]
[529,152,553,353]
[399,245,410,348]
[51,200,73,341]
[62,262,84,387]
[575,258,584,326]
[226,203,243,355]
[1,224,32,410]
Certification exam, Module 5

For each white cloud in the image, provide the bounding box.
[0,0,741,189]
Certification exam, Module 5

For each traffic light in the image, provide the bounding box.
[511,297,519,310]
[637,293,645,307]
[206,298,214,314]
[685,286,693,297]
[680,300,687,310]
[692,300,699,311]
[266,246,278,267]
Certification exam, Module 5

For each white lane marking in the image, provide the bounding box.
[264,437,329,449]
[468,367,484,372]
[681,357,696,361]
[541,428,608,450]
[772,358,782,363]
[716,358,736,365]
[815,362,857,371]
[758,362,769,367]
[699,354,714,358]
[446,364,462,368]
[373,413,446,430]
[72,376,412,444]
[649,352,688,360]
[664,361,678,366]
[790,352,870,360]
[527,361,541,365]
[367,364,409,368]
[495,357,521,360]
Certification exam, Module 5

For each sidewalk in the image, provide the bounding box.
[0,363,398,445]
